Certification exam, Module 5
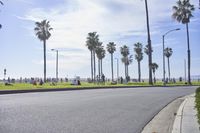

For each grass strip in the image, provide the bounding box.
[0,81,200,91]
[195,87,200,124]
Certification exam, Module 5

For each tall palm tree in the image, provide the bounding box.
[120,45,130,79]
[34,20,53,82]
[96,44,105,82]
[144,0,153,85]
[164,47,173,81]
[107,42,116,81]
[86,32,99,82]
[121,55,133,82]
[126,55,133,78]
[172,0,195,85]
[134,42,143,82]
[150,63,159,84]
[99,47,106,77]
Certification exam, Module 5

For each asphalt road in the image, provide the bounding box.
[0,86,197,133]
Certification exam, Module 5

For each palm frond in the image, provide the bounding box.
[0,1,3,5]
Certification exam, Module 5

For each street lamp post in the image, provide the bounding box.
[115,58,119,82]
[162,28,180,86]
[51,49,59,82]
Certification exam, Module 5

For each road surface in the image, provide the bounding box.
[0,86,197,133]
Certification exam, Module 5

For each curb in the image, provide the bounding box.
[171,97,187,133]
[0,85,155,95]
[0,85,198,95]
[141,96,185,133]
[171,94,199,133]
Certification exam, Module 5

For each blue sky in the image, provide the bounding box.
[0,0,200,80]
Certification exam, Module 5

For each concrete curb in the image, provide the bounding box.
[171,97,187,133]
[0,85,199,95]
[141,96,184,133]
[0,85,155,95]
[172,94,200,133]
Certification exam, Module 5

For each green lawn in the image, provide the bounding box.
[0,81,199,91]
[195,87,200,124]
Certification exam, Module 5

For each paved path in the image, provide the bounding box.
[0,86,197,133]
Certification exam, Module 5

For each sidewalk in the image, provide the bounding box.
[172,94,200,133]
[142,94,200,133]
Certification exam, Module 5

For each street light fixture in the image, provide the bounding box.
[162,28,180,86]
[51,49,59,82]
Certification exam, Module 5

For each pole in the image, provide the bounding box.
[51,49,59,82]
[56,50,58,82]
[162,28,180,86]
[184,59,186,82]
[116,58,119,81]
[115,58,119,82]
[162,35,166,86]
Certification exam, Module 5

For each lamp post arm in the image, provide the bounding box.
[164,28,180,37]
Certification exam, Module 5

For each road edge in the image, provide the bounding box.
[141,94,190,133]
[0,85,199,95]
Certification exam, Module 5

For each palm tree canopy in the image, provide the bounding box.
[134,42,143,62]
[34,20,53,41]
[86,32,99,51]
[121,55,133,65]
[107,42,116,54]
[172,0,195,24]
[150,63,159,73]
[144,45,153,55]
[0,1,3,5]
[120,45,129,57]
[164,47,173,58]
[96,45,106,60]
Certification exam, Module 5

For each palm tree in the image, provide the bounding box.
[121,55,133,82]
[126,55,133,78]
[106,42,116,81]
[96,44,105,82]
[144,0,153,85]
[120,45,130,79]
[134,42,143,82]
[34,20,53,82]
[172,0,195,85]
[164,47,173,81]
[86,32,99,82]
[99,47,106,77]
[150,63,159,84]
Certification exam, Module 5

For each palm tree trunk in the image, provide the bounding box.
[98,59,100,83]
[144,0,153,85]
[168,57,171,81]
[127,65,129,77]
[101,59,103,77]
[138,61,141,82]
[153,72,156,84]
[43,39,46,82]
[91,50,94,82]
[124,64,126,79]
[186,23,191,85]
[111,53,114,81]
[93,50,96,83]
